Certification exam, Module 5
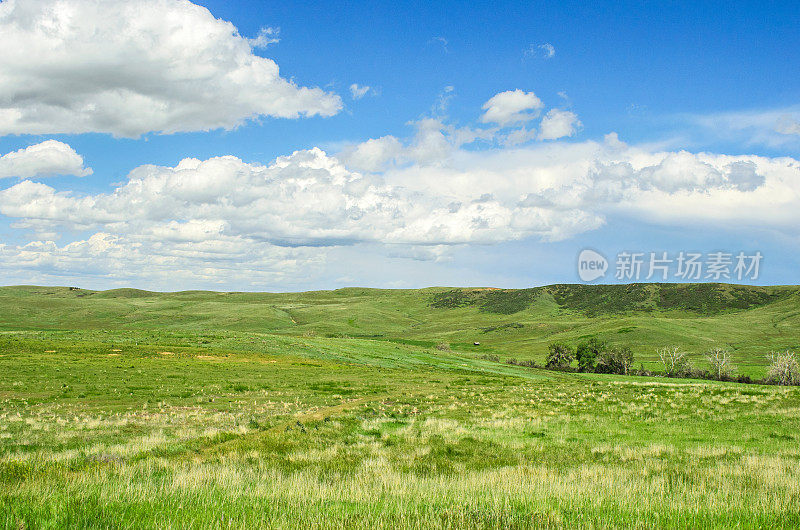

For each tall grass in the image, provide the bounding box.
[1,298,800,527]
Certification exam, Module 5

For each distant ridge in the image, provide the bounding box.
[430,283,797,315]
[2,282,797,316]
[2,282,799,368]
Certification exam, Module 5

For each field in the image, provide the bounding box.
[1,284,800,528]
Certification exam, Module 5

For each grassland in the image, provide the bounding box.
[1,284,799,527]
[2,283,799,376]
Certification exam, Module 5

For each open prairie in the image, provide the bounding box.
[1,284,799,528]
[3,0,799,527]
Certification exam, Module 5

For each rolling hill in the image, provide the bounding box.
[2,282,799,376]
[2,282,800,527]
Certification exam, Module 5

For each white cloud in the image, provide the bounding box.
[775,116,800,136]
[539,43,555,58]
[0,231,323,289]
[2,91,799,286]
[503,127,537,146]
[0,152,588,286]
[538,109,582,140]
[249,27,280,48]
[339,135,403,172]
[404,118,455,164]
[342,89,581,165]
[480,90,544,127]
[524,43,555,59]
[0,140,92,179]
[686,106,800,148]
[349,84,371,100]
[433,85,455,116]
[2,136,794,254]
[340,118,497,171]
[0,0,341,137]
[1,140,797,285]
[0,147,597,246]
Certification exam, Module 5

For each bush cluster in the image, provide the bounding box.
[530,340,799,386]
[542,339,634,375]
[546,342,574,370]
[505,357,539,368]
[765,351,800,386]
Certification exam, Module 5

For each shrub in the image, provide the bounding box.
[766,351,800,386]
[546,342,574,370]
[435,342,451,352]
[595,346,634,375]
[706,348,735,380]
[576,338,606,372]
[658,346,692,377]
[506,357,537,368]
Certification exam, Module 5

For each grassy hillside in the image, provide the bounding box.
[1,283,799,527]
[2,329,800,528]
[1,283,799,377]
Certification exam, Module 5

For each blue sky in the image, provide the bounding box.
[0,0,798,290]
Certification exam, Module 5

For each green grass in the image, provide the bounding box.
[1,283,799,377]
[1,284,799,527]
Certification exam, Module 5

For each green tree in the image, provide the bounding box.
[596,346,634,375]
[546,342,575,370]
[576,338,606,372]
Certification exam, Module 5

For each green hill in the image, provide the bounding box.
[1,283,798,377]
[2,283,799,527]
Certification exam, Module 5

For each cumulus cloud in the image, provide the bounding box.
[0,231,322,288]
[480,90,544,127]
[341,89,579,162]
[0,139,796,286]
[0,0,341,137]
[340,118,498,171]
[1,135,791,252]
[339,136,403,172]
[503,127,537,146]
[0,147,597,247]
[1,88,798,286]
[587,152,768,199]
[538,109,582,140]
[0,141,92,179]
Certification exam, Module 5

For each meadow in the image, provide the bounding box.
[1,284,799,528]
